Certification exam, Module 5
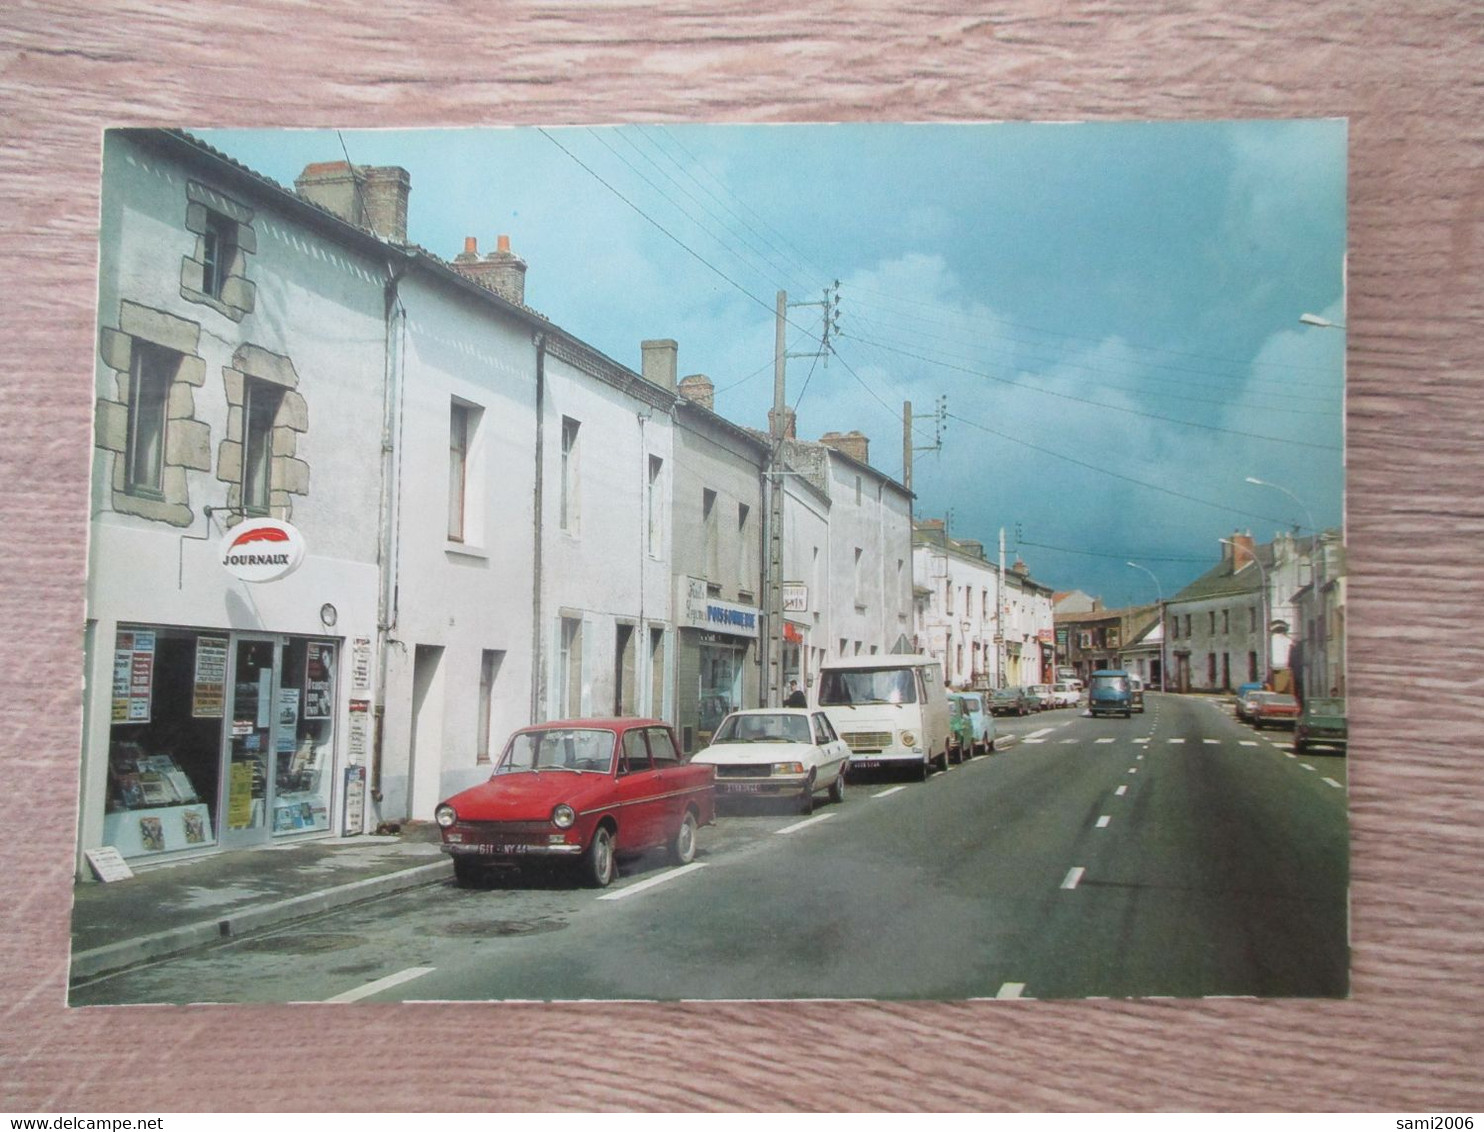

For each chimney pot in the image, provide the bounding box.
[641,339,679,388]
[497,234,511,254]
[464,236,478,255]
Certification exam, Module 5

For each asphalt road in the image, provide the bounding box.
[70,694,1348,1005]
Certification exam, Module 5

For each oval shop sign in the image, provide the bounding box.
[220,518,306,583]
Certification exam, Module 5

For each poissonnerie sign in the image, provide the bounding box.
[221,519,306,583]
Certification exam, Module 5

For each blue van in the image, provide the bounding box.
[1088,669,1134,718]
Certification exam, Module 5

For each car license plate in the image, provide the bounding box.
[723,783,762,793]
[477,842,531,855]
[853,759,881,769]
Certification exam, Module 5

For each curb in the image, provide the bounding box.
[69,859,453,982]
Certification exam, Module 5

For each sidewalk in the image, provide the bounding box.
[69,822,451,981]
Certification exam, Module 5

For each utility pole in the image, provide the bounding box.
[764,284,840,706]
[902,396,947,493]
[997,527,1007,688]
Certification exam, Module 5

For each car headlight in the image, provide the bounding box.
[772,762,806,776]
[899,731,916,748]
[435,804,457,828]
[552,804,576,829]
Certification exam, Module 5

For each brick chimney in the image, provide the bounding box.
[294,161,410,243]
[453,235,527,306]
[678,373,714,411]
[820,429,869,465]
[641,339,678,388]
[1225,531,1257,570]
[768,405,797,439]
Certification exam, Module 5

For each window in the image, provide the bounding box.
[126,343,176,496]
[855,476,862,505]
[1250,606,1258,632]
[620,729,652,775]
[1207,653,1217,686]
[1222,609,1230,634]
[560,417,580,532]
[202,212,236,300]
[242,378,285,515]
[649,627,666,717]
[737,503,751,586]
[647,727,681,768]
[854,548,864,607]
[559,617,583,717]
[1248,651,1259,682]
[615,624,637,716]
[477,650,503,764]
[647,456,663,557]
[702,489,718,576]
[449,402,472,542]
[1209,611,1217,635]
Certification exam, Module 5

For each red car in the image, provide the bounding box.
[435,719,715,888]
[1249,692,1300,730]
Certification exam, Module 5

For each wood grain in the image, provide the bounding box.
[3,0,1481,1112]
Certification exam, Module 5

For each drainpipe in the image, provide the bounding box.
[372,257,407,808]
[529,331,547,723]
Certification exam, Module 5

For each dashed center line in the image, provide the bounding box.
[325,966,435,1004]
[1025,728,1055,740]
[1299,763,1316,772]
[1127,767,1139,774]
[1323,777,1344,789]
[1240,741,1259,747]
[1204,739,1221,745]
[1061,867,1086,890]
[1115,785,1128,796]
[1096,815,1111,828]
[776,813,836,836]
[996,982,1027,1000]
[1096,738,1115,745]
[872,786,907,798]
[597,862,709,901]
[1169,738,1186,744]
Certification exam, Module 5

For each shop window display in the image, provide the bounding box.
[105,627,224,857]
[272,638,334,835]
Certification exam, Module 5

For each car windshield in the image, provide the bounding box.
[992,689,1018,701]
[817,668,918,706]
[495,728,615,774]
[1255,693,1298,707]
[712,713,812,744]
[1305,698,1346,715]
[961,695,983,711]
[1090,675,1128,693]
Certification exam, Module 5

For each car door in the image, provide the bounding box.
[644,725,690,844]
[613,727,658,850]
[811,711,848,784]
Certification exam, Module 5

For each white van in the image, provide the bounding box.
[814,654,952,780]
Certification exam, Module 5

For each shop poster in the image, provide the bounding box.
[276,687,299,753]
[304,642,334,719]
[192,636,228,718]
[227,761,255,829]
[111,629,155,723]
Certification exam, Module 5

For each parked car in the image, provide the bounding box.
[692,708,849,813]
[949,691,996,755]
[1295,697,1347,754]
[1087,669,1134,718]
[1234,682,1265,721]
[1249,692,1300,730]
[816,654,953,779]
[1052,682,1081,708]
[435,718,715,889]
[1128,674,1145,713]
[989,686,1030,716]
[1026,684,1056,711]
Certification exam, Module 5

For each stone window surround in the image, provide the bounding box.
[95,302,209,529]
[180,181,257,323]
[216,344,310,524]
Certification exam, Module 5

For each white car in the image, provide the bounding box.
[1052,681,1082,708]
[691,708,851,814]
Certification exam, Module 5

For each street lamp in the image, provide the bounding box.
[1245,475,1315,535]
[1220,537,1270,688]
[1126,560,1165,693]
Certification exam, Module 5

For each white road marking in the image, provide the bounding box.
[1168,738,1185,744]
[597,862,709,901]
[872,786,907,798]
[1136,754,1144,760]
[1061,739,1078,744]
[1061,866,1086,890]
[1096,738,1115,745]
[1204,739,1221,745]
[996,982,1027,999]
[325,966,435,1004]
[1240,741,1259,747]
[1128,767,1138,774]
[1133,738,1150,744]
[775,813,837,836]
[1285,752,1297,759]
[1323,777,1344,789]
[1096,816,1111,828]
[1026,728,1055,740]
[1024,739,1045,744]
[1300,763,1316,772]
[1115,785,1128,796]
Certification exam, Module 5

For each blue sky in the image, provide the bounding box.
[198,121,1347,606]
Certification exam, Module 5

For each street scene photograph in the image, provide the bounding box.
[70,120,1348,1005]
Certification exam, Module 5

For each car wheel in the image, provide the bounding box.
[917,757,929,782]
[452,857,481,889]
[799,777,815,815]
[1295,739,1308,754]
[828,767,846,805]
[669,809,698,866]
[937,745,951,773]
[583,825,617,888]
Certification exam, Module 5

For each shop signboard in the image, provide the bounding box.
[676,576,760,639]
[219,518,306,583]
[347,699,370,764]
[782,582,808,613]
[352,636,372,692]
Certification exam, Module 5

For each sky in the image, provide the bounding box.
[197,121,1347,607]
